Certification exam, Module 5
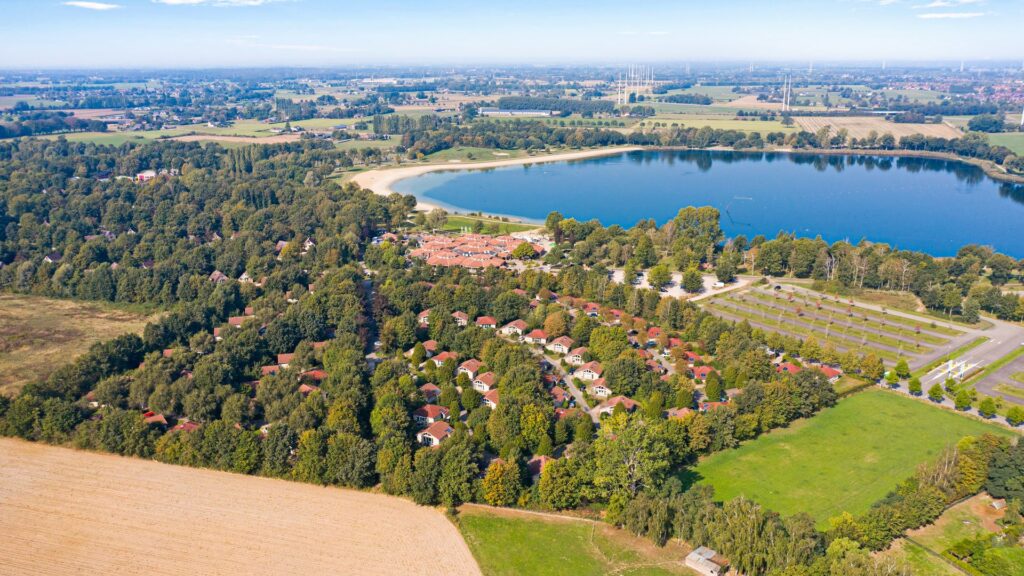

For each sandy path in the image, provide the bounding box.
[350,146,642,211]
[0,439,480,576]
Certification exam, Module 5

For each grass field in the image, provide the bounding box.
[425,146,530,163]
[457,507,693,576]
[694,389,1015,527]
[0,294,155,396]
[0,438,479,575]
[988,132,1024,155]
[442,214,539,234]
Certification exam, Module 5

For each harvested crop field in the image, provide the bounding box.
[0,438,480,576]
[792,116,961,140]
[0,294,155,396]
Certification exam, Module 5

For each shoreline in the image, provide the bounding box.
[349,146,643,212]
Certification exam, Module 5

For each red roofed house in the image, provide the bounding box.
[665,407,694,420]
[567,347,589,366]
[300,369,327,382]
[482,389,500,409]
[422,340,438,354]
[416,421,454,447]
[171,421,201,433]
[546,335,575,355]
[597,396,639,417]
[699,401,730,412]
[298,383,320,396]
[817,365,842,383]
[550,386,567,407]
[499,319,528,337]
[524,329,548,345]
[431,351,458,367]
[261,365,281,376]
[142,411,167,426]
[452,311,469,327]
[647,326,662,343]
[417,310,431,327]
[475,316,498,329]
[420,383,441,403]
[692,365,715,381]
[413,404,450,426]
[458,359,482,379]
[473,372,497,392]
[776,362,802,375]
[586,379,612,398]
[575,361,604,381]
[277,353,295,367]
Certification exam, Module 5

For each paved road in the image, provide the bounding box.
[539,351,600,423]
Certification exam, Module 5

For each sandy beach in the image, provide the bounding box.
[350,146,642,211]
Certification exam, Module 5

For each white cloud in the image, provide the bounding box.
[63,1,121,9]
[915,0,983,8]
[917,11,985,17]
[152,0,284,5]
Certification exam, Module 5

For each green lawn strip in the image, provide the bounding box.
[694,389,1014,528]
[993,383,1024,400]
[705,301,901,361]
[913,337,990,378]
[456,510,688,576]
[718,296,930,356]
[965,346,1024,386]
[747,290,954,342]
[897,540,962,576]
[441,215,539,234]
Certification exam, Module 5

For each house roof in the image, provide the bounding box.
[474,372,497,387]
[277,353,295,365]
[600,396,638,411]
[419,420,454,440]
[476,316,497,326]
[483,389,500,406]
[578,361,604,375]
[550,336,574,348]
[459,359,482,373]
[414,404,450,420]
[568,347,588,357]
[502,319,528,330]
[525,329,547,339]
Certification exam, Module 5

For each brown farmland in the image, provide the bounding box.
[793,116,962,140]
[0,439,481,576]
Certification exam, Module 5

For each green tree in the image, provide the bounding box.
[978,397,997,418]
[928,383,945,403]
[482,458,522,506]
[908,377,922,396]
[512,242,537,260]
[648,264,671,290]
[954,389,973,411]
[681,266,703,293]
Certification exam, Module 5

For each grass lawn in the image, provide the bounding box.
[0,294,157,396]
[694,389,1015,527]
[456,507,694,576]
[442,214,539,234]
[988,132,1024,155]
[424,146,530,163]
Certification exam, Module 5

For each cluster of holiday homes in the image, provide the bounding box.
[407,233,545,269]
[407,346,571,448]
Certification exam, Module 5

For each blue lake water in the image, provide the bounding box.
[392,150,1024,257]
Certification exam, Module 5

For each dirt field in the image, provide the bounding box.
[168,133,301,144]
[0,294,155,396]
[0,438,480,576]
[793,116,962,140]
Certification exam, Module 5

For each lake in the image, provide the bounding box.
[392,150,1024,257]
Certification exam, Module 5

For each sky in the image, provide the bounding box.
[0,0,1021,69]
